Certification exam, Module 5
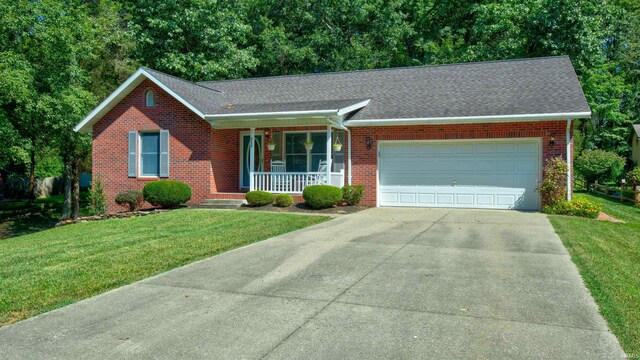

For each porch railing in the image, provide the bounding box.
[251,170,344,193]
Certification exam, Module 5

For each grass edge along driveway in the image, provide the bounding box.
[0,210,329,327]
[548,192,640,355]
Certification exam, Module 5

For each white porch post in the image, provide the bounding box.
[249,127,255,191]
[326,125,332,185]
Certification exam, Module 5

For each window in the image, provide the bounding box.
[145,90,155,107]
[140,132,160,176]
[283,131,344,172]
[285,133,308,172]
[271,132,282,161]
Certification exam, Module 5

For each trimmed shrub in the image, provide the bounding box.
[575,149,625,189]
[115,190,145,212]
[342,185,365,206]
[245,190,274,206]
[303,185,342,209]
[143,180,192,208]
[543,198,602,218]
[537,157,568,207]
[626,167,640,188]
[275,193,294,207]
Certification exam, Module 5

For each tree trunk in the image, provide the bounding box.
[72,157,81,219]
[61,156,73,220]
[27,140,36,204]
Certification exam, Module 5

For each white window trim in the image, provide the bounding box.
[138,131,161,178]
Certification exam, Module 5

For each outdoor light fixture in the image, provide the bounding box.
[365,136,372,150]
[549,133,555,147]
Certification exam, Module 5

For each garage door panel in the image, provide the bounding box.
[379,140,540,210]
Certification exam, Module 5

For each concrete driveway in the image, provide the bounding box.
[0,208,624,359]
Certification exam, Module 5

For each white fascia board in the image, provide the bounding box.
[74,68,205,133]
[344,111,592,127]
[337,99,370,116]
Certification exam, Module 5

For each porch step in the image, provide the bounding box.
[197,199,246,209]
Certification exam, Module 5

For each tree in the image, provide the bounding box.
[575,149,626,188]
[127,0,257,81]
[0,0,124,218]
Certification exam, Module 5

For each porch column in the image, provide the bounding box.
[249,127,255,191]
[326,125,332,185]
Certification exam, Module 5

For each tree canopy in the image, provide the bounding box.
[1,0,639,208]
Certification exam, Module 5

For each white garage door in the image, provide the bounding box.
[378,140,540,210]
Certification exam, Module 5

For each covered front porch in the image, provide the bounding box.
[205,99,366,195]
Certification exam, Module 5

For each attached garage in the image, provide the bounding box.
[377,139,541,210]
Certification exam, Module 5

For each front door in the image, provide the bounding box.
[241,133,263,188]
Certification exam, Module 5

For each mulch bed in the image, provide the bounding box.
[237,203,368,215]
[597,212,624,223]
[55,209,168,227]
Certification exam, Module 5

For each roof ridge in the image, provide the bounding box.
[141,67,225,93]
[196,55,570,85]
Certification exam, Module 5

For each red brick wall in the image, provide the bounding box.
[93,80,214,211]
[349,121,572,206]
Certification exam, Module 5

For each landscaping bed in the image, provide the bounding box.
[238,202,368,215]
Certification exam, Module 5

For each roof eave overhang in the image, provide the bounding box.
[344,111,592,127]
[73,68,206,133]
[204,99,369,129]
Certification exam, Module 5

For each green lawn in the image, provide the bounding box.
[0,192,91,239]
[548,192,640,354]
[0,210,329,327]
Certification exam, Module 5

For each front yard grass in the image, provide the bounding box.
[548,192,640,354]
[0,210,329,327]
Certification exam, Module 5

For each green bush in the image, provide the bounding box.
[342,185,365,206]
[275,193,294,207]
[89,176,107,215]
[142,180,192,208]
[115,190,145,212]
[575,149,625,189]
[303,185,342,209]
[537,157,568,207]
[543,198,602,218]
[626,167,640,188]
[245,190,274,206]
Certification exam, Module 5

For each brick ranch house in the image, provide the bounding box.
[75,56,590,212]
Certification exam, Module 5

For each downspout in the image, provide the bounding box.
[566,119,572,201]
[344,126,352,185]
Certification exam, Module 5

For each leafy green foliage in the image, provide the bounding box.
[626,167,640,188]
[114,190,145,212]
[538,158,568,207]
[127,0,257,81]
[143,180,192,208]
[274,193,294,207]
[89,177,107,215]
[543,198,602,218]
[303,185,342,209]
[575,149,626,187]
[245,190,275,206]
[342,185,365,206]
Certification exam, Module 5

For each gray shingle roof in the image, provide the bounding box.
[142,68,227,114]
[195,56,590,120]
